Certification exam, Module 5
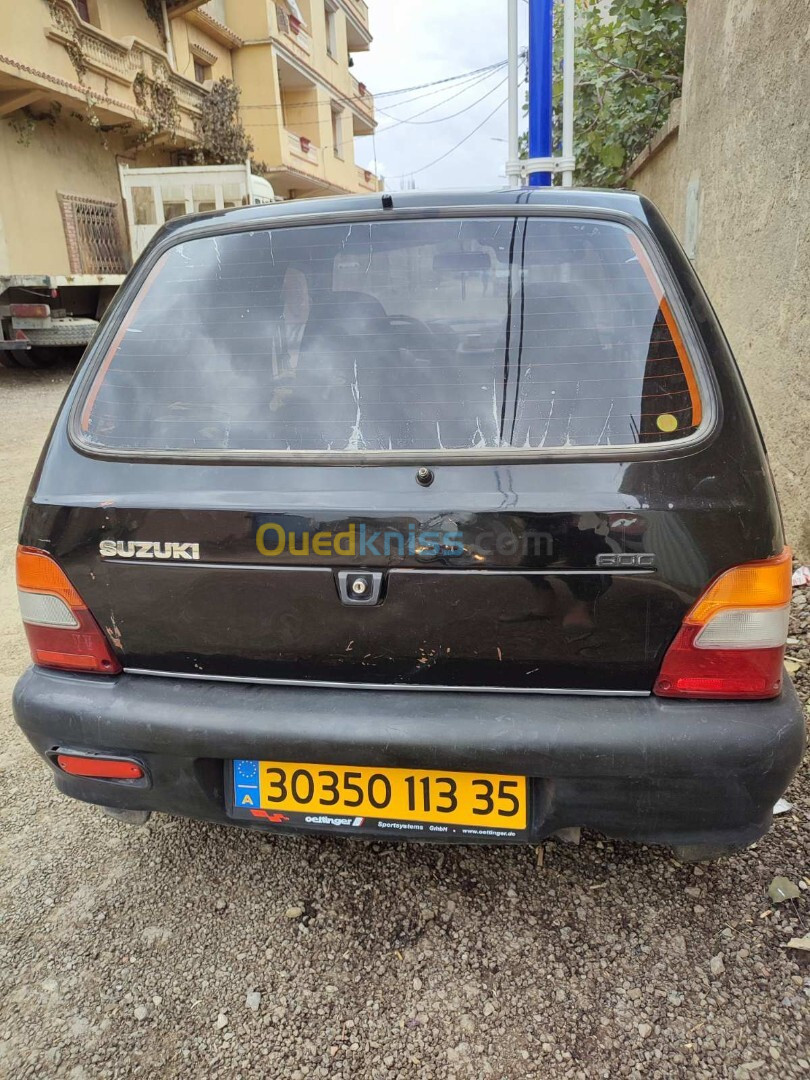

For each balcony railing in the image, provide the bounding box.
[356,165,379,191]
[47,0,135,84]
[45,0,208,137]
[286,130,320,168]
[275,5,312,55]
[349,73,374,119]
[340,0,370,32]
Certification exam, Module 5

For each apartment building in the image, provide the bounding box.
[224,0,379,199]
[0,0,378,277]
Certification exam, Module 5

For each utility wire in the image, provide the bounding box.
[376,66,506,125]
[237,59,516,167]
[238,59,508,113]
[365,62,506,112]
[386,83,523,180]
[239,62,508,120]
[347,71,511,153]
[379,72,510,129]
[241,68,510,155]
[373,59,509,98]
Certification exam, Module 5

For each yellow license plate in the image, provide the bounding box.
[232,759,527,831]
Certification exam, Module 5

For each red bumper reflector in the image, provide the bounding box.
[10,303,50,318]
[56,754,144,780]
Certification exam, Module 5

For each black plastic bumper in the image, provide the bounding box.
[13,667,806,848]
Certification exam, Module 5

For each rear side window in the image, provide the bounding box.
[78,216,703,454]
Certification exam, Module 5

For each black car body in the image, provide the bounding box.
[12,189,805,856]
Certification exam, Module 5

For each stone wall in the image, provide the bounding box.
[627,0,810,558]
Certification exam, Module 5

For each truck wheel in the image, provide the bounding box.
[0,351,24,369]
[14,347,61,369]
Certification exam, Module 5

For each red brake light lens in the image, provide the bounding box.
[16,547,122,674]
[655,548,792,700]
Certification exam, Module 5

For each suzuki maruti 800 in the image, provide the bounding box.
[13,190,805,860]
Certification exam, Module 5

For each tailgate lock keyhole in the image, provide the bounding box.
[337,570,384,606]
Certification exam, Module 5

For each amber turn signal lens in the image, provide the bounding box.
[16,547,84,607]
[686,547,792,625]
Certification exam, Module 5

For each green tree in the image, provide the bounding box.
[522,0,686,187]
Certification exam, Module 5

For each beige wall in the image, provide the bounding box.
[0,113,167,276]
[0,0,163,85]
[629,0,810,558]
[171,19,234,84]
[230,42,285,165]
[0,0,229,275]
[0,0,213,142]
[624,101,681,231]
[284,87,324,145]
[95,0,164,46]
[223,0,270,41]
[630,133,679,226]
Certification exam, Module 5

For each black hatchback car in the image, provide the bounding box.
[13,189,804,859]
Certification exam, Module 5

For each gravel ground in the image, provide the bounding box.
[0,364,808,1080]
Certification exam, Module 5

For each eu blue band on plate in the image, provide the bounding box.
[233,759,260,808]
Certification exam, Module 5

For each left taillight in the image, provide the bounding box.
[16,546,121,674]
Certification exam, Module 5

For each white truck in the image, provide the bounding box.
[0,162,277,369]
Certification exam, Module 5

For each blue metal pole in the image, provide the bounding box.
[528,0,553,186]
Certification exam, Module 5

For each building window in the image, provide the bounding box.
[161,186,189,221]
[73,0,91,21]
[131,186,157,226]
[57,193,127,275]
[192,185,217,213]
[325,2,337,58]
[194,57,211,84]
[331,107,343,158]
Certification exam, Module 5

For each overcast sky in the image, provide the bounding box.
[351,1,530,191]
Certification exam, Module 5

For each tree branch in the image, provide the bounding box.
[582,41,682,87]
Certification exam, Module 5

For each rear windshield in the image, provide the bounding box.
[78,216,702,454]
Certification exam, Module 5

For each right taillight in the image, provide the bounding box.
[16,546,122,674]
[654,548,792,700]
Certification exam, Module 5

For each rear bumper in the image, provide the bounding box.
[13,667,806,848]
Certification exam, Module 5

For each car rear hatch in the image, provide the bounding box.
[44,498,702,692]
[26,205,780,694]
